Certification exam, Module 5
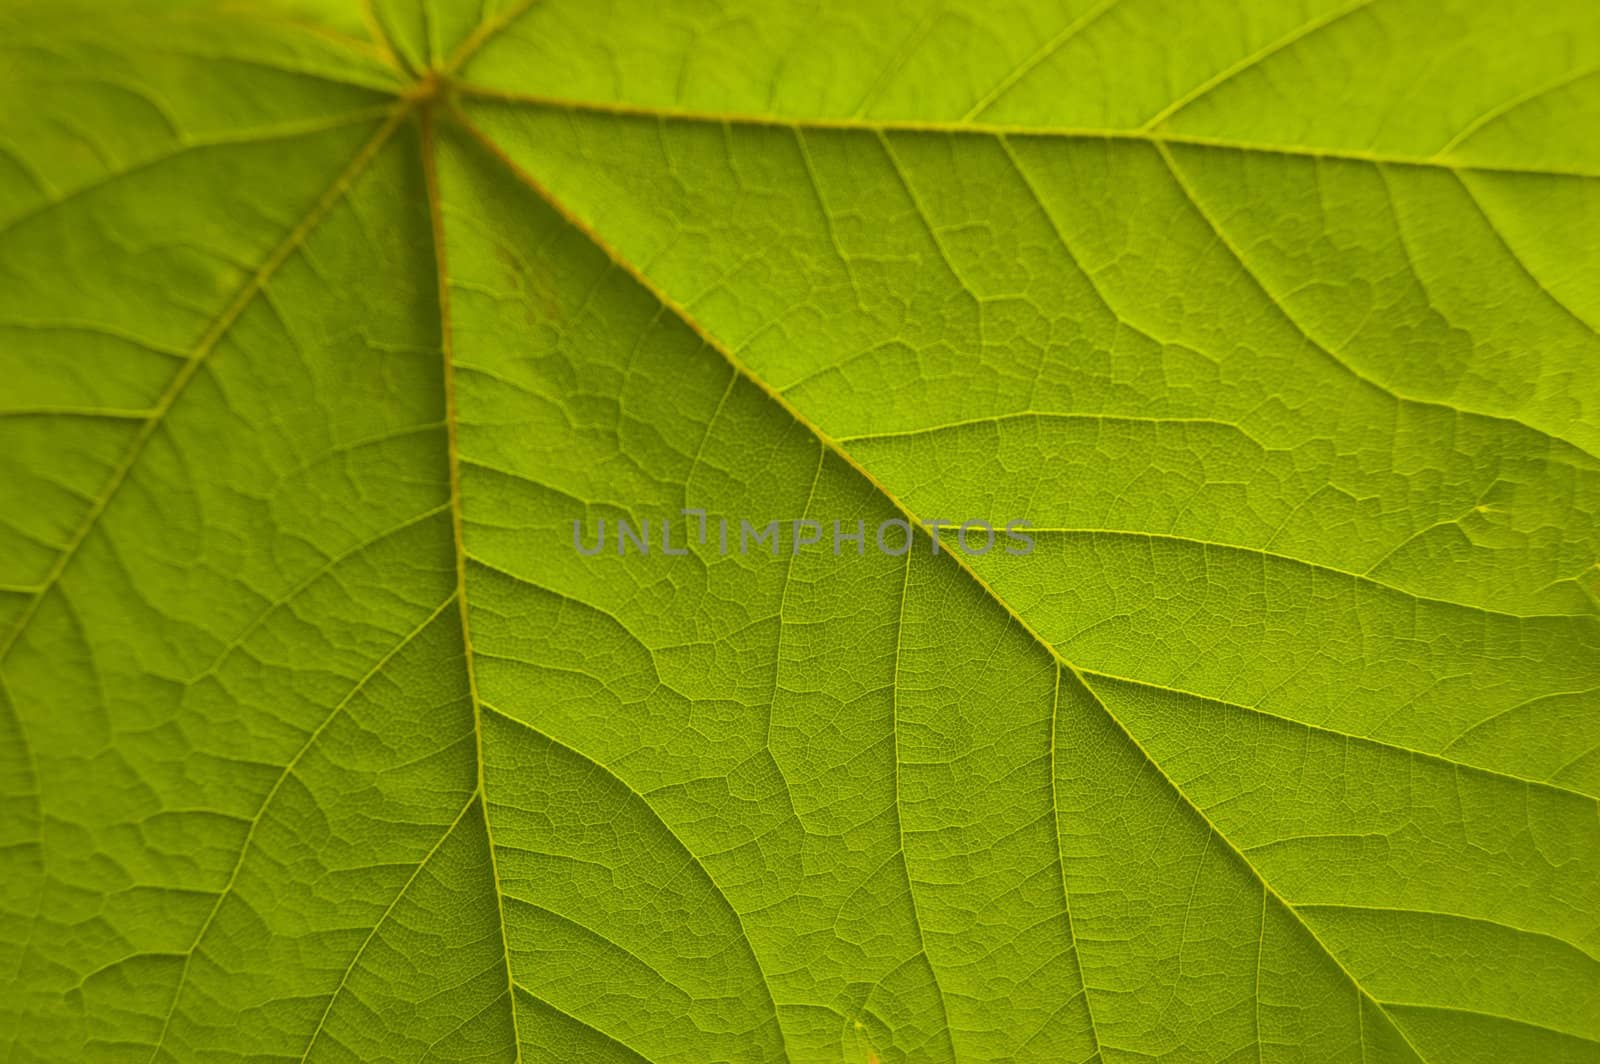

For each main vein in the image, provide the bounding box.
[451,83,1600,183]
[418,104,525,1063]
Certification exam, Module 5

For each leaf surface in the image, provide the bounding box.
[3,2,1599,1062]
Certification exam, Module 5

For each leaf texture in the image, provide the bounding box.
[2,2,1599,1062]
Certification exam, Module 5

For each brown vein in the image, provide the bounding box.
[452,83,1600,182]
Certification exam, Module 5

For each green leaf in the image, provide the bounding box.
[4,2,1599,1062]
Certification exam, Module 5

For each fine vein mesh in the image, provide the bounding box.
[2,2,1597,1063]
